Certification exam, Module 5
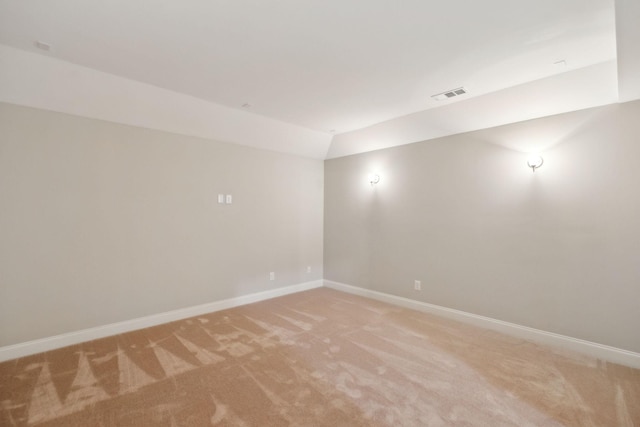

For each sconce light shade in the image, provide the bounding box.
[527,155,544,172]
[368,173,380,185]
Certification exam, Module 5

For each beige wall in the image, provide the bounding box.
[325,100,640,353]
[0,103,324,346]
[2,99,639,354]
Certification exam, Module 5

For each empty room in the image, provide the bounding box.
[1,0,639,426]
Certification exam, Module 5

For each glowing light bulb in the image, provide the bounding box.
[527,155,544,172]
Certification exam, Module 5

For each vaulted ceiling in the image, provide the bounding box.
[1,0,638,158]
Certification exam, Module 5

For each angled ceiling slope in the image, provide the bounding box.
[0,0,638,159]
[0,44,332,159]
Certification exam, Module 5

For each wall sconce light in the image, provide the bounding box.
[527,155,544,173]
[368,173,380,186]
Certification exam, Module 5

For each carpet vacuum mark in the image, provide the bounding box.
[1,288,639,426]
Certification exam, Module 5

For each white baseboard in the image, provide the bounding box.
[324,280,640,369]
[0,280,323,363]
[4,279,639,369]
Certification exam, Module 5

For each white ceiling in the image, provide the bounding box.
[0,0,638,159]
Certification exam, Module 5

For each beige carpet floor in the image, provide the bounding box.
[1,287,639,426]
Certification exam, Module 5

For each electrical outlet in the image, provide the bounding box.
[269,272,275,281]
[414,280,421,291]
[306,266,311,273]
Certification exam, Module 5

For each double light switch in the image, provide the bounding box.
[218,194,233,204]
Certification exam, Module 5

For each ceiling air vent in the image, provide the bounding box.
[431,87,467,101]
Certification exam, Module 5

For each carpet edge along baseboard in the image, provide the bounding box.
[2,278,639,369]
[0,280,323,362]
